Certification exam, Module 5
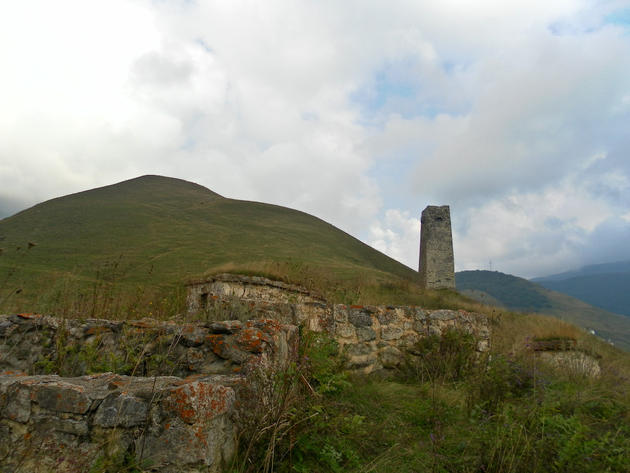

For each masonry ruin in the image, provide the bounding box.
[1,274,489,472]
[186,274,488,372]
[419,205,456,289]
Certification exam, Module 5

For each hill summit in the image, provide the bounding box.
[0,175,417,307]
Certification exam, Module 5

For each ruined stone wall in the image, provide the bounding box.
[419,205,455,289]
[187,274,490,374]
[0,313,298,472]
[331,305,488,373]
[0,275,491,471]
[0,373,235,472]
[0,313,298,379]
[187,274,326,314]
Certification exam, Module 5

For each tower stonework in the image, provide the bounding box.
[419,205,455,289]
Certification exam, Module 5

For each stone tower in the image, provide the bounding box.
[419,205,455,289]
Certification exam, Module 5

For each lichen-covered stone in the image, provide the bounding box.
[379,346,403,368]
[0,373,237,472]
[381,326,403,341]
[335,323,355,339]
[34,381,91,414]
[94,392,148,427]
[356,327,377,342]
[348,309,373,327]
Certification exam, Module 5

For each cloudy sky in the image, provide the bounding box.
[1,0,629,278]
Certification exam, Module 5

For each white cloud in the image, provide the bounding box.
[1,0,629,278]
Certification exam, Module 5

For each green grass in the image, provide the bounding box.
[235,318,630,473]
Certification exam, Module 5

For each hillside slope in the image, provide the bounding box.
[456,270,630,350]
[532,261,630,316]
[0,175,418,307]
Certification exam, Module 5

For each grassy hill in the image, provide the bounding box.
[0,175,422,314]
[456,270,630,350]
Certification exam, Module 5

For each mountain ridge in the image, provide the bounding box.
[456,269,630,350]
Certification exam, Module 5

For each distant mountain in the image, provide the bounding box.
[456,270,630,350]
[532,261,630,316]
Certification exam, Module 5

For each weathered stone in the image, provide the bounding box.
[335,323,356,339]
[236,327,271,353]
[179,324,208,347]
[346,355,376,369]
[163,381,234,424]
[344,343,372,357]
[379,346,403,368]
[2,383,31,423]
[0,374,238,472]
[34,382,91,414]
[94,393,148,428]
[356,327,376,342]
[429,310,457,321]
[333,306,348,323]
[419,205,455,289]
[348,309,372,328]
[208,320,243,334]
[413,308,428,321]
[412,319,428,334]
[539,351,601,377]
[34,416,89,436]
[381,326,403,341]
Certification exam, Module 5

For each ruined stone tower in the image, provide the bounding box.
[419,205,455,289]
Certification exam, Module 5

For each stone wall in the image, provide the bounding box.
[0,372,235,472]
[0,313,297,379]
[0,313,298,472]
[1,275,491,471]
[331,305,488,373]
[187,274,490,374]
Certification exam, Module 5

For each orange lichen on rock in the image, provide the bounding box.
[236,328,269,353]
[165,381,232,424]
[206,334,227,356]
[16,313,42,319]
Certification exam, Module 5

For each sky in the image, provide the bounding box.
[1,0,629,279]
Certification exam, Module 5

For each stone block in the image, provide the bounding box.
[333,306,348,323]
[34,382,91,414]
[356,327,376,342]
[2,383,31,423]
[429,310,457,321]
[379,346,403,368]
[348,309,372,327]
[344,343,372,357]
[335,323,356,339]
[381,326,403,341]
[94,393,148,428]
